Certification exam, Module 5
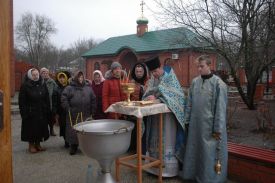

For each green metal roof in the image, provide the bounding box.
[82,27,212,58]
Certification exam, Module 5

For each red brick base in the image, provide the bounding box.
[228,143,275,183]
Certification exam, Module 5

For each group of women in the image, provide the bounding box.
[19,62,148,155]
[19,55,228,183]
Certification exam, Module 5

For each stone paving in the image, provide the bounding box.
[11,92,236,183]
[12,113,185,183]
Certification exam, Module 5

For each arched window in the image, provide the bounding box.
[94,62,100,70]
[102,60,113,70]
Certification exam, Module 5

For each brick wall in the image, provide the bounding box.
[228,155,275,183]
[238,68,246,85]
[14,61,34,91]
[85,50,217,87]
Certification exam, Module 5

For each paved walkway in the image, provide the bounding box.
[11,92,236,183]
[12,113,185,183]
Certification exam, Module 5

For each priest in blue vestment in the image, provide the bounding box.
[143,56,186,177]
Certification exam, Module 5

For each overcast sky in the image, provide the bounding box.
[13,0,160,49]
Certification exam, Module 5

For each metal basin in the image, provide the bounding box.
[74,119,134,183]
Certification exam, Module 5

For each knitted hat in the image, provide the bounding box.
[40,67,49,74]
[144,56,161,71]
[110,62,122,71]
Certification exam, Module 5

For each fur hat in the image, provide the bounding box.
[144,56,161,71]
[110,62,122,71]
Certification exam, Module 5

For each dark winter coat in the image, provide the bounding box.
[19,77,50,142]
[61,79,96,145]
[91,81,106,119]
[130,62,149,101]
[102,70,126,119]
[52,71,71,138]
[52,83,67,137]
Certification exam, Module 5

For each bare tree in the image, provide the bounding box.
[42,38,99,73]
[40,43,60,71]
[68,38,98,73]
[15,13,99,73]
[152,0,275,109]
[70,38,97,57]
[15,12,57,67]
[14,46,29,63]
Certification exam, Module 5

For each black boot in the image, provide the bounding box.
[63,137,69,148]
[69,144,78,155]
[64,141,70,148]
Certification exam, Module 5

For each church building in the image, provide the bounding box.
[82,4,217,87]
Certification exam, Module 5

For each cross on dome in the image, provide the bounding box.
[140,0,145,16]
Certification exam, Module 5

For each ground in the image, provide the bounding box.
[227,97,275,150]
[11,92,275,183]
[11,96,237,183]
[11,114,185,183]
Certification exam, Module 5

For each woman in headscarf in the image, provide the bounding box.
[61,70,96,155]
[52,71,71,148]
[91,70,107,119]
[126,63,149,152]
[19,68,50,153]
[130,62,149,101]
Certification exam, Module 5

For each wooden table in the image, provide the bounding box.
[105,102,170,183]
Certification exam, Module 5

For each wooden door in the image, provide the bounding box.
[0,0,13,182]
